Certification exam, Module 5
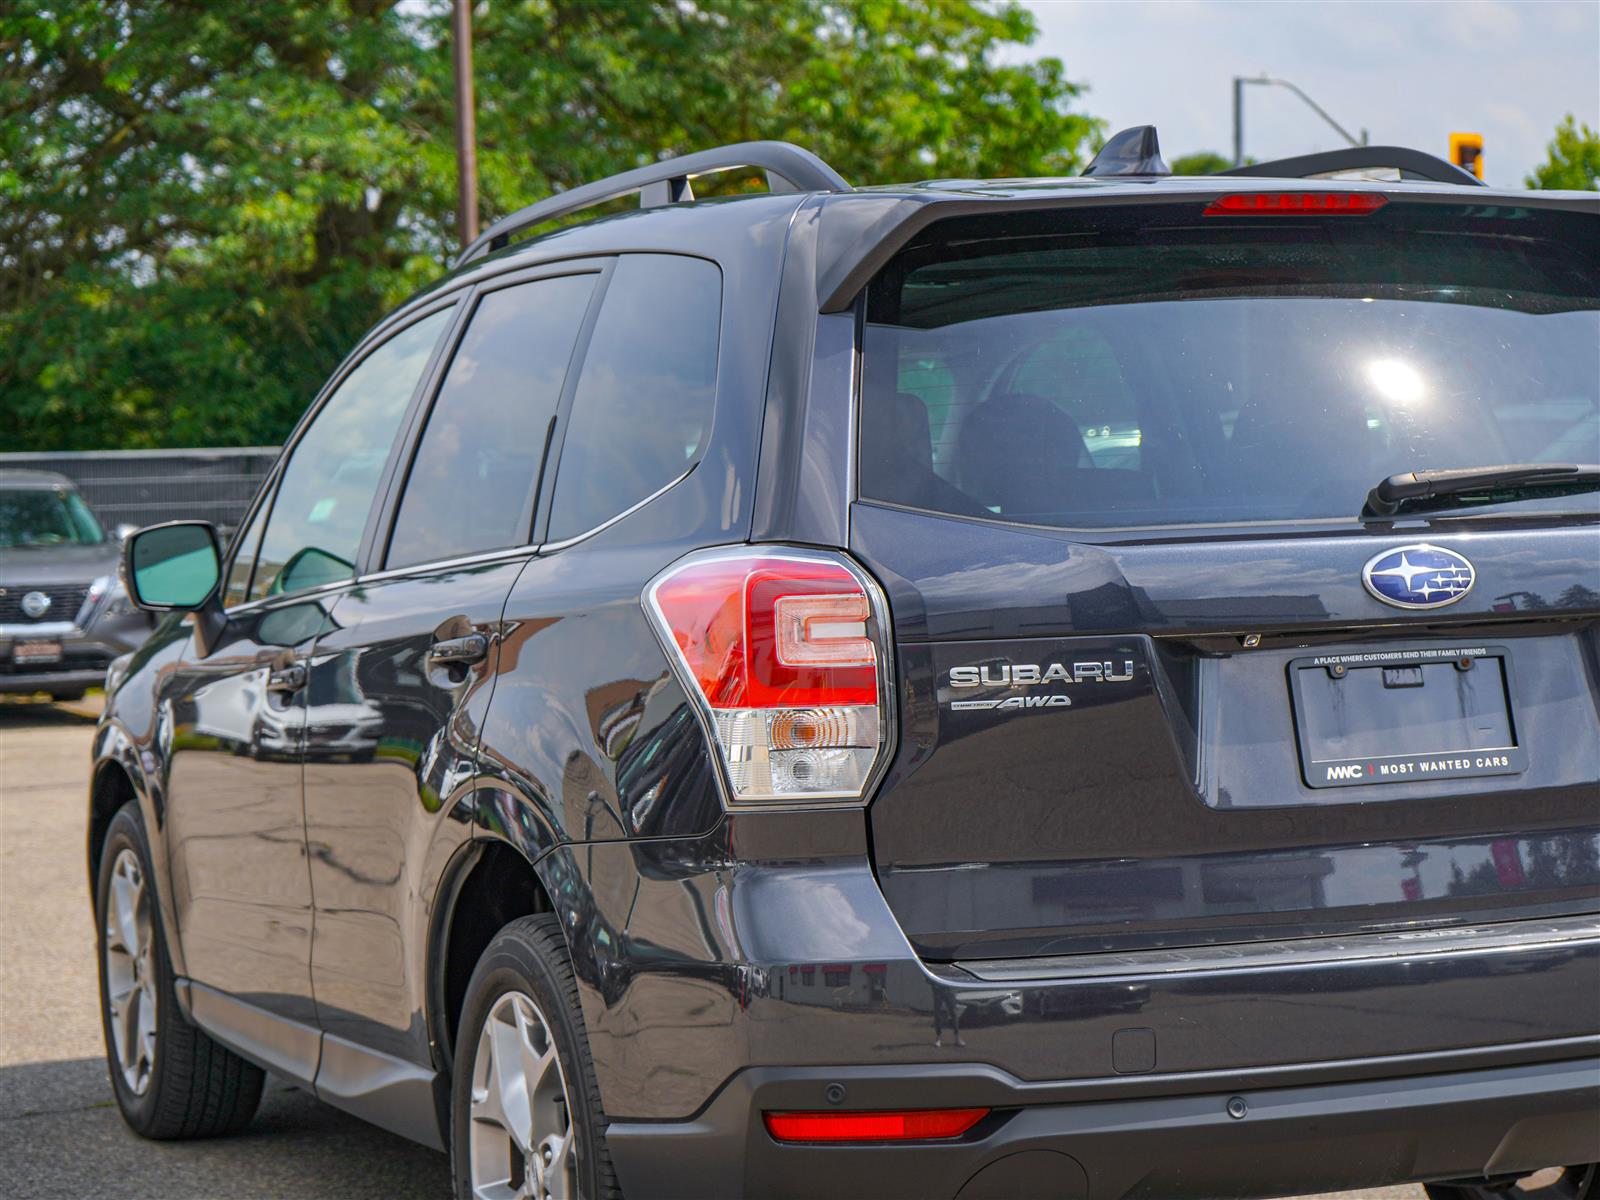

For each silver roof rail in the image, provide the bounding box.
[456,140,851,266]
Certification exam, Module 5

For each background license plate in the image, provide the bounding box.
[13,641,63,665]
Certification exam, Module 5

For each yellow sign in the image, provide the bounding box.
[1449,132,1484,179]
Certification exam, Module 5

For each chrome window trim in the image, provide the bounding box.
[540,465,696,554]
[359,542,539,586]
[221,543,540,617]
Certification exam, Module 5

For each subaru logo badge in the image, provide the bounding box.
[21,590,52,619]
[1362,544,1475,610]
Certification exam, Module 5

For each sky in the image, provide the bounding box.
[1014,0,1600,188]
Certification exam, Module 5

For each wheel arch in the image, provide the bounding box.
[427,833,557,1081]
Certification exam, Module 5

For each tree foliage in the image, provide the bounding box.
[1,0,1099,450]
[1168,150,1231,176]
[1525,114,1600,191]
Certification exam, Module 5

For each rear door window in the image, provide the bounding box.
[860,203,1599,529]
[386,273,597,569]
[545,255,721,543]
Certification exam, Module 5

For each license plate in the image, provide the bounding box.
[13,640,63,665]
[1289,644,1527,788]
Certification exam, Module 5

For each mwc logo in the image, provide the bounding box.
[1326,763,1370,781]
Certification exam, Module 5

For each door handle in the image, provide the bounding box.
[428,633,489,666]
[266,663,307,693]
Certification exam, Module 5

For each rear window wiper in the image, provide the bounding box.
[1361,463,1600,519]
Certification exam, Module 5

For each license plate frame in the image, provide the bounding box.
[11,639,64,666]
[1289,643,1527,789]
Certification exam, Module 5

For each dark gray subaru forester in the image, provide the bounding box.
[92,129,1599,1200]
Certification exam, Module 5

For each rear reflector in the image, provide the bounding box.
[764,1107,989,1143]
[1203,192,1388,216]
[644,548,893,804]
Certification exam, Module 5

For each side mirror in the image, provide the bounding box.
[114,523,139,542]
[275,545,354,596]
[123,521,222,612]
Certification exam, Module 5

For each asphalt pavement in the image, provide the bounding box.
[0,697,1423,1199]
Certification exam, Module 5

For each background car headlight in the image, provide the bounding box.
[88,575,137,619]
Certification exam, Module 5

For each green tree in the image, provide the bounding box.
[1525,115,1600,190]
[1169,150,1231,176]
[1,0,1099,451]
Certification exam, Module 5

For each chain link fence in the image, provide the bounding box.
[0,448,278,535]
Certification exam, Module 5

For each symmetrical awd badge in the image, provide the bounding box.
[1362,543,1475,610]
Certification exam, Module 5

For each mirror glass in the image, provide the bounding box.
[128,523,220,609]
[274,545,354,596]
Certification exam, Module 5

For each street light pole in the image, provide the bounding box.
[1233,76,1244,167]
[1232,75,1366,166]
[452,0,479,250]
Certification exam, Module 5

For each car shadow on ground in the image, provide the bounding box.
[0,698,101,729]
[0,1057,452,1199]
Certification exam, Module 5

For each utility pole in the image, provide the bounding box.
[1232,75,1367,166]
[452,0,479,250]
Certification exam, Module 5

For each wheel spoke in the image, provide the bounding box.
[109,867,141,956]
[468,989,577,1200]
[490,1008,534,1152]
[541,1127,576,1200]
[102,848,155,1096]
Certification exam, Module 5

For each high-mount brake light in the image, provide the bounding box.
[764,1107,990,1143]
[1203,192,1388,216]
[644,548,892,804]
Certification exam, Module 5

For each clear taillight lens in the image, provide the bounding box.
[644,548,893,804]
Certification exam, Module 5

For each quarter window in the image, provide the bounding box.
[386,274,596,569]
[250,306,452,599]
[546,255,721,542]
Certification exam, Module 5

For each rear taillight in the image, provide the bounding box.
[1203,192,1388,216]
[644,547,893,804]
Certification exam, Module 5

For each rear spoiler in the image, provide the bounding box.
[814,186,1598,314]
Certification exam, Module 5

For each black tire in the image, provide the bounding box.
[451,914,619,1200]
[95,800,265,1139]
[49,688,87,702]
[1425,1166,1599,1200]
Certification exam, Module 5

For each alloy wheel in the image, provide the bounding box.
[102,847,156,1096]
[468,990,576,1200]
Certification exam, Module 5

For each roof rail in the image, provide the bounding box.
[1218,146,1485,187]
[456,141,851,266]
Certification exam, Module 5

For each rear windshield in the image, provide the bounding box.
[860,202,1599,529]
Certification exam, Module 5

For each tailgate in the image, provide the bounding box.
[849,196,1600,961]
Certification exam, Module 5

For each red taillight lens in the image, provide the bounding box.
[1203,192,1388,216]
[645,548,891,803]
[764,1107,989,1143]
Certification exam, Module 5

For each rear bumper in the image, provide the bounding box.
[608,1048,1600,1200]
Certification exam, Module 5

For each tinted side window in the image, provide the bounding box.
[386,274,596,569]
[251,307,452,599]
[222,494,269,608]
[547,255,721,542]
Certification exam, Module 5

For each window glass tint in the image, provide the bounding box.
[547,255,721,542]
[861,204,1599,528]
[222,492,269,607]
[252,306,451,598]
[387,274,596,568]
